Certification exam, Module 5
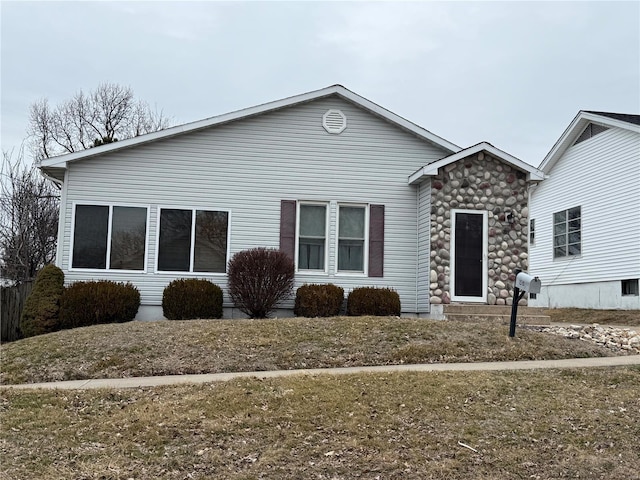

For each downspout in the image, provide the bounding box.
[415,183,420,315]
[54,169,68,269]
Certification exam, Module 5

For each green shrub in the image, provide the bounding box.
[162,278,223,320]
[60,281,140,329]
[347,287,401,316]
[294,283,344,317]
[19,264,65,338]
[228,247,294,318]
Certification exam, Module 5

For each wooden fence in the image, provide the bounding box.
[1,281,33,343]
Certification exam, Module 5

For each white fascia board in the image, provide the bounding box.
[582,111,640,133]
[335,88,461,153]
[539,111,640,173]
[408,166,428,185]
[408,142,544,185]
[38,84,461,170]
[38,85,343,168]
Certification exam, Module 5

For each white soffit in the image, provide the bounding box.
[408,142,545,185]
[539,111,640,173]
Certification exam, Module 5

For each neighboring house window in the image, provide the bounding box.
[553,206,581,258]
[157,208,228,273]
[338,205,367,273]
[529,219,535,246]
[72,204,147,270]
[297,203,327,271]
[622,279,639,296]
[573,123,609,146]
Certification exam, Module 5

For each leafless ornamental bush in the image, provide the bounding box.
[227,248,294,318]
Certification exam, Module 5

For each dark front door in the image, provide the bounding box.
[453,211,485,300]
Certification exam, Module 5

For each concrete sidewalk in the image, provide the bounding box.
[3,355,639,390]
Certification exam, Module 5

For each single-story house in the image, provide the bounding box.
[39,85,544,319]
[529,111,640,310]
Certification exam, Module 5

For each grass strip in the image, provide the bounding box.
[1,367,639,479]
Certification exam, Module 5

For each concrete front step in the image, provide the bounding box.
[443,304,550,325]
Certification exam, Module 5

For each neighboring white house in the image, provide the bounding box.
[529,111,640,310]
[39,85,544,319]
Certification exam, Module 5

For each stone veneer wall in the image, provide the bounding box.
[430,151,530,305]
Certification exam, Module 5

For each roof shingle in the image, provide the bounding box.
[583,111,640,125]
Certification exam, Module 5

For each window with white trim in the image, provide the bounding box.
[157,208,229,273]
[553,206,581,258]
[72,204,147,270]
[297,203,327,271]
[529,218,535,246]
[338,205,367,272]
[280,200,383,277]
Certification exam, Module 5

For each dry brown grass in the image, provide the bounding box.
[1,317,632,385]
[1,367,639,479]
[547,308,640,326]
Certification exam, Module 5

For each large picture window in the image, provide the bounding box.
[297,203,327,271]
[553,206,581,258]
[158,208,228,273]
[72,204,147,270]
[338,205,367,272]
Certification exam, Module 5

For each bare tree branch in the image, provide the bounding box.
[27,82,171,159]
[1,148,60,282]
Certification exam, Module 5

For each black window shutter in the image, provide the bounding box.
[368,204,384,277]
[280,200,296,260]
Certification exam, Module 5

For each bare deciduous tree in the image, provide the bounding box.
[28,82,170,159]
[0,148,59,282]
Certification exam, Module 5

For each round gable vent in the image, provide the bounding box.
[322,109,347,134]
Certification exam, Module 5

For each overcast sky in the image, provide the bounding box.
[1,1,639,167]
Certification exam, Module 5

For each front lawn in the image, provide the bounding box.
[1,316,632,385]
[1,367,639,479]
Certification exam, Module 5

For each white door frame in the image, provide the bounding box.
[450,209,488,303]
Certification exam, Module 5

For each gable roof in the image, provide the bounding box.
[408,141,545,185]
[39,85,461,175]
[540,110,640,173]
[582,111,640,126]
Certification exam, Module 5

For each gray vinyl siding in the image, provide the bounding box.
[59,96,449,313]
[529,126,640,286]
[416,182,431,312]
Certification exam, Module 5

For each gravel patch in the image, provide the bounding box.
[527,324,640,355]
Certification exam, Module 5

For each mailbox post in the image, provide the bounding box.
[509,269,542,337]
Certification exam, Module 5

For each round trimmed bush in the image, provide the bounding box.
[294,283,344,317]
[347,287,401,316]
[19,264,65,338]
[60,281,140,329]
[227,247,294,318]
[162,278,223,320]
